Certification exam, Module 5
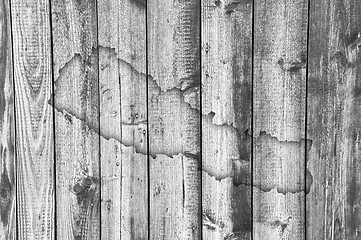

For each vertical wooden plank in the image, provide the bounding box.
[147,0,201,239]
[201,0,252,239]
[51,0,100,239]
[10,0,55,238]
[0,0,15,238]
[307,0,361,239]
[97,0,148,238]
[253,0,308,239]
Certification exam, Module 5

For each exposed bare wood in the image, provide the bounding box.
[147,0,201,238]
[97,0,148,238]
[253,0,308,239]
[307,0,361,239]
[51,0,100,239]
[0,0,15,238]
[201,0,252,238]
[10,0,54,238]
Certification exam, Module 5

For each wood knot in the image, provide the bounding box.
[225,0,252,14]
[73,176,99,205]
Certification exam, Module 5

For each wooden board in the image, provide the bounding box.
[8,1,361,239]
[51,0,100,239]
[10,0,55,238]
[201,0,252,239]
[97,0,148,238]
[147,0,201,238]
[253,0,308,239]
[0,0,15,238]
[307,0,361,239]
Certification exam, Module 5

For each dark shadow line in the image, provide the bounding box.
[47,0,57,238]
[116,5,123,239]
[94,0,101,238]
[305,0,311,238]
[7,0,18,238]
[199,0,203,239]
[251,0,254,239]
[145,0,151,239]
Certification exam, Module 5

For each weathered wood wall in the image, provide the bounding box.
[2,0,361,239]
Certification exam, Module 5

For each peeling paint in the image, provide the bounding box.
[203,130,313,194]
[254,132,313,194]
[202,173,251,239]
[52,46,202,158]
[51,46,314,195]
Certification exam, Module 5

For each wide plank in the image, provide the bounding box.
[253,0,308,239]
[307,0,361,239]
[10,0,55,238]
[201,0,252,239]
[51,0,100,239]
[147,0,202,238]
[97,0,148,238]
[0,0,15,238]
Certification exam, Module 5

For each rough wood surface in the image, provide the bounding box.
[307,0,361,239]
[8,1,361,239]
[51,0,100,239]
[147,0,201,238]
[97,0,148,238]
[10,0,55,238]
[0,0,15,238]
[201,0,252,239]
[253,0,308,239]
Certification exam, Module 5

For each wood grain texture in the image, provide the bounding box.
[201,0,252,239]
[147,0,201,238]
[10,0,54,238]
[307,0,361,239]
[97,0,148,238]
[0,0,15,238]
[51,0,100,239]
[253,0,308,239]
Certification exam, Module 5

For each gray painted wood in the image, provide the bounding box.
[98,0,148,238]
[201,0,252,239]
[0,0,15,238]
[253,0,308,239]
[51,0,100,238]
[10,0,55,238]
[147,0,201,239]
[307,0,361,239]
[7,1,361,239]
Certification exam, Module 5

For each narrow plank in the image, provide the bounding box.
[10,0,55,238]
[97,0,148,238]
[50,0,100,239]
[147,0,201,238]
[307,0,361,239]
[201,0,252,239]
[253,0,308,239]
[0,0,16,238]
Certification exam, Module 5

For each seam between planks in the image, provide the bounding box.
[145,0,150,239]
[198,0,202,239]
[251,0,254,239]
[305,0,311,239]
[8,0,17,238]
[95,0,101,238]
[48,0,57,238]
